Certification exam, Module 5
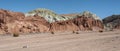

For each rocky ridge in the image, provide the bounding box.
[25,8,69,23]
[26,8,101,23]
[0,9,103,34]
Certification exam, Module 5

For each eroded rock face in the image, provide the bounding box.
[49,20,79,32]
[0,9,104,34]
[49,16,104,32]
[0,9,25,34]
[6,16,49,34]
[0,9,49,34]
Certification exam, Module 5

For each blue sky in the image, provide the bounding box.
[0,0,120,19]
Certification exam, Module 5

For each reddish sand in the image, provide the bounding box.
[0,30,120,51]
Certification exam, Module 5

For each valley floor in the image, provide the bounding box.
[0,30,120,51]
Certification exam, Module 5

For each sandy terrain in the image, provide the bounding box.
[0,30,120,51]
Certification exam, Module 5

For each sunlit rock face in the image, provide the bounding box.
[0,9,25,23]
[0,9,25,34]
[25,8,69,23]
[103,15,120,29]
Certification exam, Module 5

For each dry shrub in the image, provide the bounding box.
[13,33,19,37]
[73,31,75,33]
[76,31,79,34]
[51,31,54,34]
[12,26,20,37]
[99,30,103,33]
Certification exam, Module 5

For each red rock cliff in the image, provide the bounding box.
[49,16,104,32]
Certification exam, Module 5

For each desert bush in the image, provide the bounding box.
[98,30,103,33]
[72,31,75,33]
[76,31,79,34]
[13,33,19,37]
[51,31,54,34]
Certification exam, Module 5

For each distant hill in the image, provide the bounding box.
[103,15,120,29]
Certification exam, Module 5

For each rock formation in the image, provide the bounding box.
[0,9,25,34]
[49,16,103,32]
[6,16,49,34]
[25,8,69,23]
[0,9,104,34]
[103,15,120,29]
[0,9,49,34]
[61,11,101,21]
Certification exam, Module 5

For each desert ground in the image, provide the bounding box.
[0,30,120,51]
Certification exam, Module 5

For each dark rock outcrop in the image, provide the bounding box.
[103,15,120,29]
